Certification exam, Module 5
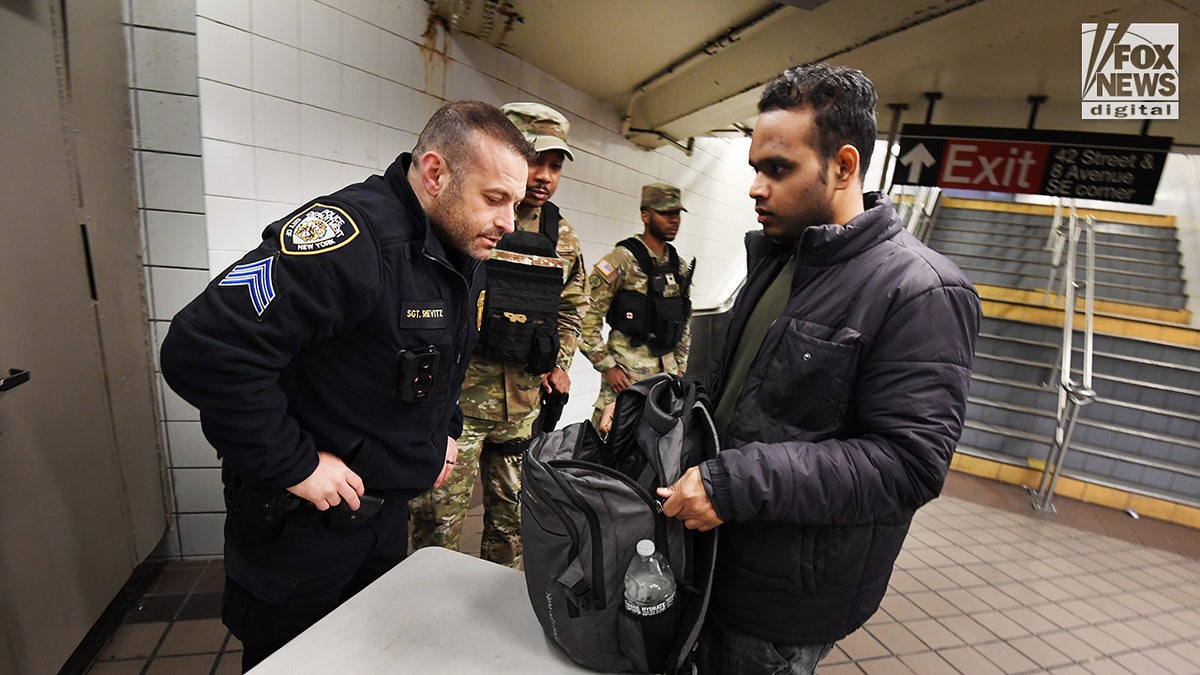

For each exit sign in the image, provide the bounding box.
[891,124,1171,205]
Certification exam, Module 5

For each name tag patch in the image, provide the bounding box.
[401,300,447,329]
[281,203,359,255]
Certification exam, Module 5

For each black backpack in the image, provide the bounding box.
[521,374,719,673]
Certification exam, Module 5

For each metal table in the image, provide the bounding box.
[248,546,591,673]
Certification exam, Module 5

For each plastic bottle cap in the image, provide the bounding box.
[636,539,655,557]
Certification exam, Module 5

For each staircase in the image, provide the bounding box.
[925,197,1200,515]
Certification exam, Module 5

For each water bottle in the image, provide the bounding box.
[623,539,678,671]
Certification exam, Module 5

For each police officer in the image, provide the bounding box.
[159,100,533,671]
[580,183,694,433]
[410,102,587,568]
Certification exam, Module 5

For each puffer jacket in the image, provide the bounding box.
[699,192,980,644]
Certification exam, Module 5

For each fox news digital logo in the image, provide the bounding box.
[1082,23,1178,120]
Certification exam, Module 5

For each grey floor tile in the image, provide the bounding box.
[857,655,917,674]
[938,613,998,645]
[1141,646,1199,674]
[904,617,964,651]
[938,645,1007,675]
[898,651,959,675]
[864,621,927,656]
[1094,620,1160,651]
[1039,629,1104,663]
[877,594,929,622]
[975,640,1040,674]
[904,590,961,619]
[973,609,1030,640]
[838,628,890,662]
[939,587,994,615]
[1109,651,1177,675]
[1006,635,1074,670]
[886,570,928,594]
[819,663,866,675]
[1000,606,1064,634]
[1071,624,1130,657]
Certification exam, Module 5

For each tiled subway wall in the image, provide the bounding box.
[134,0,763,557]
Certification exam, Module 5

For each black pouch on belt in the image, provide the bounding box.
[483,437,533,457]
[321,493,385,532]
[225,482,304,547]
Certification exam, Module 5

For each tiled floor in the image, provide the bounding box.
[83,472,1200,674]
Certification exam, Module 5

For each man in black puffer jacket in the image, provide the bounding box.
[657,65,980,674]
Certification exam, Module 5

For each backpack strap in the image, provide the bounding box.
[539,201,562,246]
[616,237,660,296]
[618,237,692,300]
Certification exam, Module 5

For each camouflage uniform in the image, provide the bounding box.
[410,103,586,568]
[580,185,693,427]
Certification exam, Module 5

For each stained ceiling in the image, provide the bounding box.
[430,0,1199,151]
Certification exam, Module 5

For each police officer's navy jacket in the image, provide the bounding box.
[161,154,483,494]
[700,192,980,644]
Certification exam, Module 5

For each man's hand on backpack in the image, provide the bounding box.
[657,467,723,531]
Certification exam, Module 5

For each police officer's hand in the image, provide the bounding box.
[288,451,364,511]
[542,366,571,394]
[657,466,723,532]
[603,365,631,393]
[434,437,459,489]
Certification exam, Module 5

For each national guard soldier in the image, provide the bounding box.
[159,101,533,670]
[580,182,694,433]
[410,102,588,568]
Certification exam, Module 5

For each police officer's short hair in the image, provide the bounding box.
[414,100,536,169]
[758,64,877,180]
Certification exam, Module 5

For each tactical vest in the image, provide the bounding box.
[606,237,693,357]
[475,203,564,374]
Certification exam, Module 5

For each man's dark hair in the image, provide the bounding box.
[414,100,536,167]
[758,64,878,180]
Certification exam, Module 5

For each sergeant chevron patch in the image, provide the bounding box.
[280,203,359,255]
[219,257,275,316]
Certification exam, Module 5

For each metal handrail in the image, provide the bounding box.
[1042,198,1068,305]
[890,184,941,241]
[1030,209,1098,512]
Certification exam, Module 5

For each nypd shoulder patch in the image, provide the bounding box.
[280,203,359,255]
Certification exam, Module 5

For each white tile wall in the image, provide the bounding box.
[166,421,215,467]
[131,27,199,94]
[204,195,259,251]
[173,468,225,512]
[253,94,301,152]
[252,0,300,45]
[137,0,760,558]
[141,153,205,213]
[130,0,196,32]
[145,210,207,268]
[135,91,201,154]
[252,35,301,101]
[197,79,254,144]
[149,267,210,320]
[196,18,251,89]
[298,0,341,60]
[195,0,248,30]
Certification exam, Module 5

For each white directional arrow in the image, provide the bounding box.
[899,143,936,182]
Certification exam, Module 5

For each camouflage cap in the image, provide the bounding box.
[500,101,574,161]
[640,182,686,212]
